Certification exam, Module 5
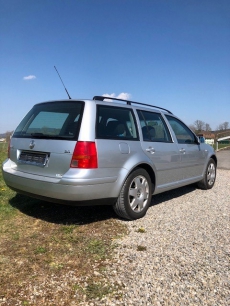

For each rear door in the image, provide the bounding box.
[136,110,182,189]
[95,104,140,175]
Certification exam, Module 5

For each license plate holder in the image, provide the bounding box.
[18,151,49,167]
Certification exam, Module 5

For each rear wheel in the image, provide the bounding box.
[197,158,216,190]
[113,168,152,220]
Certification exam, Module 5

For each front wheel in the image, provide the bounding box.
[197,158,216,190]
[113,168,152,220]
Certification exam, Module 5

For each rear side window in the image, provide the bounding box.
[96,105,138,140]
[13,101,84,140]
[137,110,172,142]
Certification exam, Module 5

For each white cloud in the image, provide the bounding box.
[23,75,36,80]
[102,92,131,101]
[116,92,131,100]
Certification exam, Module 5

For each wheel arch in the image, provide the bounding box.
[113,165,155,220]
[211,154,217,166]
[132,163,156,193]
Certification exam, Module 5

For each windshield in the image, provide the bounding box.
[13,101,84,140]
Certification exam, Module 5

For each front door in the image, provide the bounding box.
[137,110,182,189]
[165,115,206,181]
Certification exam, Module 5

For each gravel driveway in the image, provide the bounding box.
[92,168,230,306]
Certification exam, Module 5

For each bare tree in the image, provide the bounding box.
[222,121,229,130]
[193,120,205,132]
[217,123,224,130]
[188,124,196,132]
[5,131,13,142]
[217,122,229,130]
[204,123,212,132]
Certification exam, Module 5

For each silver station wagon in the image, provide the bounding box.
[2,96,217,220]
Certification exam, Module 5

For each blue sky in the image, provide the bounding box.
[0,0,229,132]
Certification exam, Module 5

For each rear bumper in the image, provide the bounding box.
[2,166,120,203]
[7,185,116,206]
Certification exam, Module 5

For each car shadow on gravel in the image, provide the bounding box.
[9,184,197,225]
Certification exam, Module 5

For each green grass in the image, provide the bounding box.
[0,143,17,220]
[206,142,230,151]
[215,143,230,150]
[85,281,114,300]
[0,142,127,305]
[137,227,146,233]
[86,238,108,260]
[137,245,147,251]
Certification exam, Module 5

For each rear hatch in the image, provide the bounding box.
[9,100,84,178]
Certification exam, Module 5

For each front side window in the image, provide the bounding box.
[96,105,138,140]
[137,110,172,142]
[165,115,197,144]
[13,101,84,140]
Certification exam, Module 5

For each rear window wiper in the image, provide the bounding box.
[13,132,75,140]
[30,133,55,139]
[29,133,73,140]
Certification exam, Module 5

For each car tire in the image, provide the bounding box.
[197,158,216,190]
[113,168,152,220]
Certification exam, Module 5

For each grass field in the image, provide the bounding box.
[215,143,230,150]
[0,142,127,305]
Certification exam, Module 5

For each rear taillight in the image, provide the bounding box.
[70,141,98,169]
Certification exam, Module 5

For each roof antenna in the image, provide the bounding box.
[54,66,71,99]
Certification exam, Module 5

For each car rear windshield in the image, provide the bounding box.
[13,101,84,140]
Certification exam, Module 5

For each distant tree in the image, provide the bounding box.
[188,124,196,132]
[5,131,13,142]
[216,124,224,131]
[217,122,229,130]
[204,123,212,132]
[223,121,229,130]
[217,124,224,130]
[193,120,205,132]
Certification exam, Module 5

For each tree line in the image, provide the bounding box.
[189,120,229,133]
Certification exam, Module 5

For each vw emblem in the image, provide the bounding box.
[29,140,35,149]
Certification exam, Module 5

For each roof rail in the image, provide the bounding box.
[93,96,172,114]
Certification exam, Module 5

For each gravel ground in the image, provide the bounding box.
[1,169,228,306]
[91,169,230,306]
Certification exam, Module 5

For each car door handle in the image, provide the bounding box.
[146,147,155,154]
[179,148,186,154]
